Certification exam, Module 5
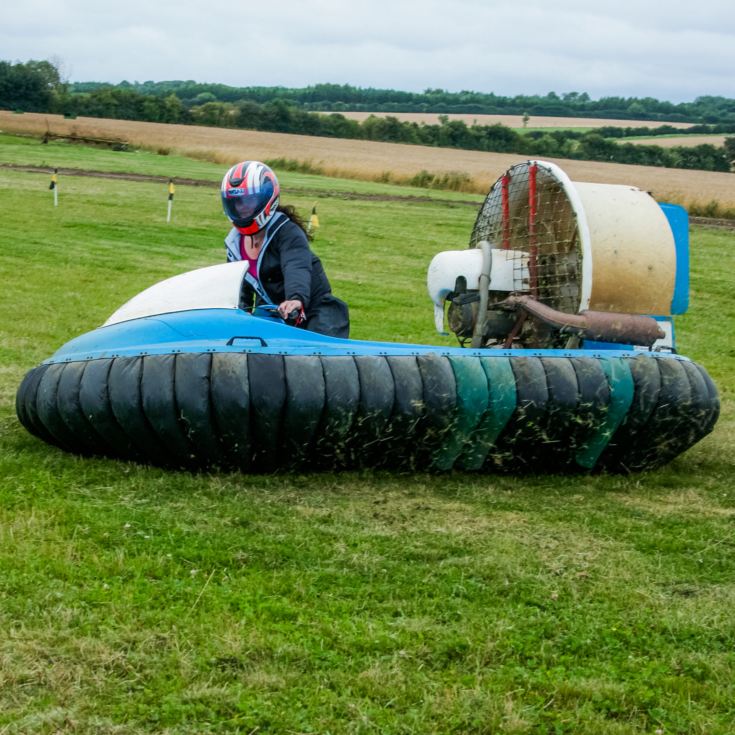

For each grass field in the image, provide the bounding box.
[3,112,735,214]
[625,135,728,148]
[1,134,734,734]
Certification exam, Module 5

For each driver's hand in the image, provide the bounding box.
[278,299,303,320]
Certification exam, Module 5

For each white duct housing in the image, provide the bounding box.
[427,160,677,333]
[471,160,677,315]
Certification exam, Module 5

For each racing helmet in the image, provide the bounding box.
[221,161,280,235]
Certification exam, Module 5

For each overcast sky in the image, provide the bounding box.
[2,0,734,102]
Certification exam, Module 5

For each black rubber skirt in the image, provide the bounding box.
[15,352,719,473]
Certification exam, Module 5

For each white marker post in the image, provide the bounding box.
[49,168,58,206]
[166,179,175,223]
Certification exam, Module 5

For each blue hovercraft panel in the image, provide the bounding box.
[45,308,682,363]
[659,202,689,315]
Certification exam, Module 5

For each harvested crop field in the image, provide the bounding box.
[331,111,694,130]
[2,111,734,209]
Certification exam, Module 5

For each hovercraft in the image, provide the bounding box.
[16,161,719,473]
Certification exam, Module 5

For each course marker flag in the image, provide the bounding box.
[167,179,175,223]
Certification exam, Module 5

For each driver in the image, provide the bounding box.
[221,160,349,338]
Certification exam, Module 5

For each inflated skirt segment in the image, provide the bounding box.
[16,350,719,474]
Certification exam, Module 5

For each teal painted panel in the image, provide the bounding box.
[458,357,517,470]
[575,357,634,469]
[432,356,489,471]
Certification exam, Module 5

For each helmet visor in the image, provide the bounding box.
[223,181,275,227]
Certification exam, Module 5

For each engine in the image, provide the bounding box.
[427,160,688,350]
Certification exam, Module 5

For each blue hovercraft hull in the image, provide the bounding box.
[15,308,719,473]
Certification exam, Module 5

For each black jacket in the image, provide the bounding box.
[227,216,350,338]
[257,219,331,310]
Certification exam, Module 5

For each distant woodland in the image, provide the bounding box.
[2,60,734,172]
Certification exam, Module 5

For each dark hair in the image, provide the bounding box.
[278,204,312,241]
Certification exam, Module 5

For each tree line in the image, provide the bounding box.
[2,60,734,173]
[69,80,735,124]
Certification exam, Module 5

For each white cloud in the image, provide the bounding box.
[0,0,733,101]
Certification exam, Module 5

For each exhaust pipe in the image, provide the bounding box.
[500,295,665,347]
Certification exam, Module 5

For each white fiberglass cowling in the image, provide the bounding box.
[104,261,249,326]
[427,246,529,333]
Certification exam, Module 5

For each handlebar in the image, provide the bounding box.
[252,304,302,325]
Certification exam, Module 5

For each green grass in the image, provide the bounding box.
[1,135,734,734]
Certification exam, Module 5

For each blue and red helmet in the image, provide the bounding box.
[221,161,280,235]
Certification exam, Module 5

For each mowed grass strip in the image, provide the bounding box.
[3,111,735,211]
[0,141,734,734]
